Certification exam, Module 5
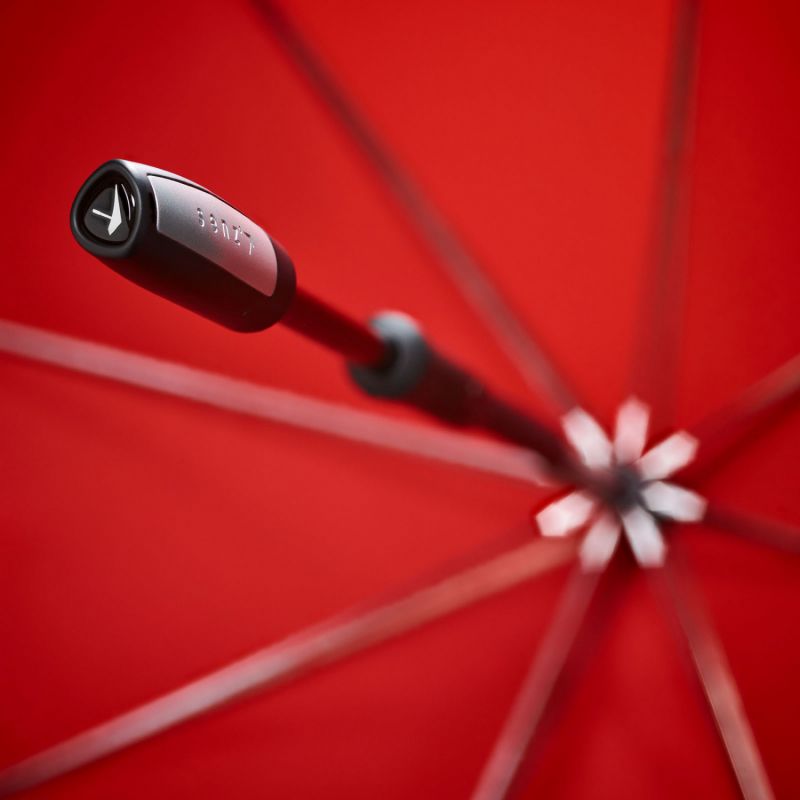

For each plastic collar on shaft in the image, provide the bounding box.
[348,312,431,398]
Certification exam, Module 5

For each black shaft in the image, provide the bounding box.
[283,288,389,366]
[70,160,576,475]
[348,313,578,478]
[417,352,577,478]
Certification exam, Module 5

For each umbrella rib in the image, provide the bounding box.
[253,0,580,414]
[688,353,800,478]
[656,556,775,800]
[470,566,602,800]
[0,537,577,797]
[0,318,554,486]
[703,503,800,556]
[629,0,700,429]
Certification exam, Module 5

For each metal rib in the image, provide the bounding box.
[253,0,580,414]
[0,319,553,486]
[704,504,800,556]
[0,537,577,796]
[470,566,602,800]
[656,554,775,800]
[630,0,701,430]
[688,353,800,478]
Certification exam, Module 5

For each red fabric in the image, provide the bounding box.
[0,0,798,797]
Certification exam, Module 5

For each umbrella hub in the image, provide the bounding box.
[605,464,645,512]
[534,398,708,570]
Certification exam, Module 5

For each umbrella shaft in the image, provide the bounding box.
[283,288,389,366]
[282,291,577,476]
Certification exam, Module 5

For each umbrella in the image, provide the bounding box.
[1,0,798,797]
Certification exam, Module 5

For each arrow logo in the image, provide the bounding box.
[83,182,133,243]
[91,184,123,235]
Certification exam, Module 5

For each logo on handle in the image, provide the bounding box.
[83,183,134,242]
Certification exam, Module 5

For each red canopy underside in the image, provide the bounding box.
[0,0,798,797]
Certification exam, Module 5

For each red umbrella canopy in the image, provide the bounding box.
[0,0,798,798]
